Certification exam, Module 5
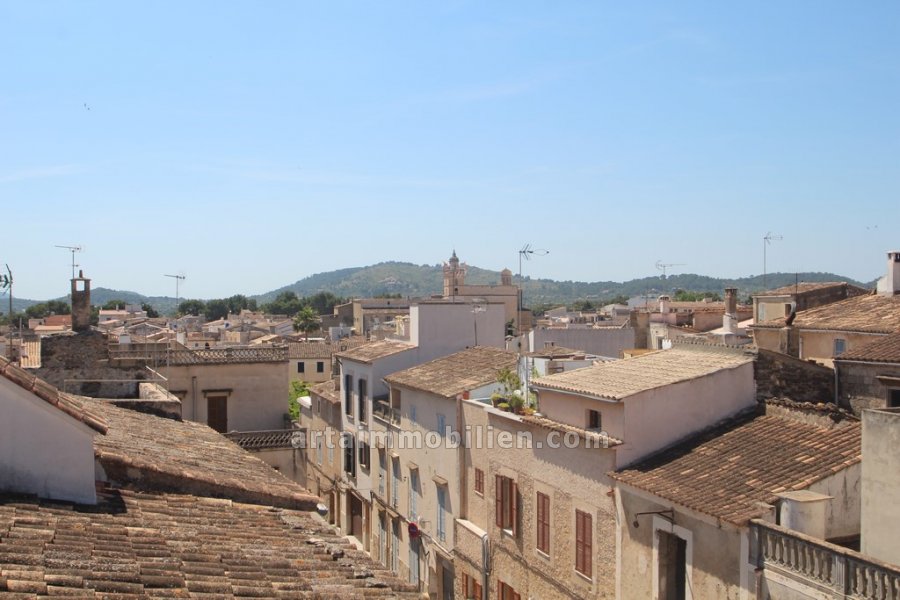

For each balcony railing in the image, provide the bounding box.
[751,520,900,599]
[373,399,400,425]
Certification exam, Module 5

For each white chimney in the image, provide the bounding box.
[723,288,738,334]
[880,251,900,296]
[658,295,671,314]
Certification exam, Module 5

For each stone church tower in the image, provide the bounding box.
[442,251,467,297]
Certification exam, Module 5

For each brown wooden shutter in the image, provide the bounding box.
[575,510,584,574]
[511,480,518,536]
[584,511,593,577]
[495,475,503,528]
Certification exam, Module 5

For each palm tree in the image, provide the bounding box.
[293,306,320,341]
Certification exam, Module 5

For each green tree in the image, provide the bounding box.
[204,299,229,321]
[224,294,257,315]
[288,380,310,422]
[304,291,344,315]
[262,291,303,317]
[673,290,722,302]
[178,299,206,316]
[102,299,128,310]
[293,306,320,340]
[571,299,596,312]
[25,300,71,319]
[141,303,159,318]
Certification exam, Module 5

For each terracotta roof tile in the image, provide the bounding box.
[753,293,900,333]
[310,378,341,404]
[520,414,623,447]
[532,344,754,401]
[755,281,864,297]
[610,409,861,525]
[385,347,517,398]
[288,338,367,359]
[0,356,108,435]
[836,331,900,363]
[0,488,420,598]
[85,400,318,511]
[335,340,415,365]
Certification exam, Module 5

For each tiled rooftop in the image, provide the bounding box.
[532,344,753,401]
[0,487,420,598]
[754,281,860,297]
[385,347,517,398]
[168,346,288,365]
[335,340,415,365]
[288,338,367,360]
[611,407,861,525]
[526,345,586,359]
[0,356,108,434]
[225,429,300,450]
[520,414,623,448]
[753,292,900,333]
[310,378,341,404]
[836,331,900,363]
[87,399,318,511]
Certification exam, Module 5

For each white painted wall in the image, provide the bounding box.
[0,377,98,504]
[807,462,861,541]
[409,302,506,360]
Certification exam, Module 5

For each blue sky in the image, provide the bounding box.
[2,1,898,301]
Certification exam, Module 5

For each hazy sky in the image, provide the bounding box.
[2,2,898,301]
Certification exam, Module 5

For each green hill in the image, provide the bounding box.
[5,263,869,316]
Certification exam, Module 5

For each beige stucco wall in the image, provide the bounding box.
[409,302,506,359]
[458,400,619,599]
[617,487,749,600]
[799,330,884,363]
[861,408,900,565]
[289,358,332,384]
[536,361,756,469]
[163,360,289,432]
[0,377,98,504]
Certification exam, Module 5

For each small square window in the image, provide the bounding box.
[316,361,325,373]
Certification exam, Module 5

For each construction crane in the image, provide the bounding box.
[655,260,685,279]
[164,273,186,312]
[55,245,83,279]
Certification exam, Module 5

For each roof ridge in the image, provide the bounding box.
[0,355,108,434]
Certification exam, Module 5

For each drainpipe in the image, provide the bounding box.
[481,533,491,600]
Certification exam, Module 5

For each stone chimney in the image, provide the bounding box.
[880,251,900,296]
[723,287,738,333]
[71,270,92,332]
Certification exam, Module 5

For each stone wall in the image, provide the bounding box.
[837,361,900,413]
[34,332,151,398]
[755,349,834,404]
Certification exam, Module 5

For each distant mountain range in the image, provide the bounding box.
[6,261,870,315]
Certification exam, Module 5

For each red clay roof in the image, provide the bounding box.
[753,293,900,334]
[836,331,900,363]
[611,408,861,525]
[0,487,421,597]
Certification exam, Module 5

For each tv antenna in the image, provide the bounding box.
[1,264,12,322]
[655,260,685,279]
[164,273,186,312]
[763,232,783,289]
[518,243,549,280]
[55,244,83,279]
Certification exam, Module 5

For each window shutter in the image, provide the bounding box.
[584,511,593,577]
[511,480,518,537]
[495,475,503,528]
[575,510,584,574]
